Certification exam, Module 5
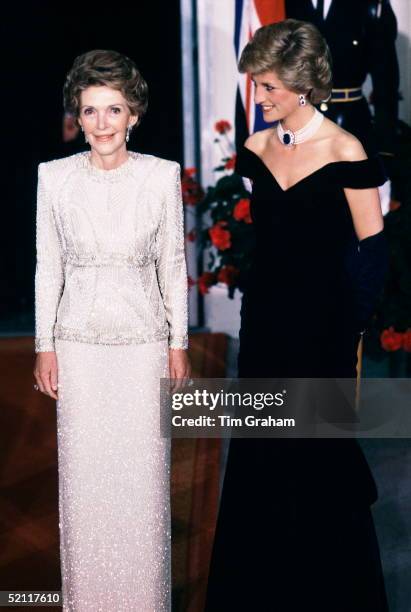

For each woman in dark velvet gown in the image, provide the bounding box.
[205,20,388,612]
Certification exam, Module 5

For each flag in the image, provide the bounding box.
[234,0,285,147]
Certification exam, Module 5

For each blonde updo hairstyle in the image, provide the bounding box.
[63,49,148,125]
[238,19,332,105]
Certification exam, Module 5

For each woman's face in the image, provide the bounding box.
[78,85,138,156]
[252,70,300,122]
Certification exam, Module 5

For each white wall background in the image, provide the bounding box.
[197,1,238,188]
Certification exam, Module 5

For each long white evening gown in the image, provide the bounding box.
[34,151,188,611]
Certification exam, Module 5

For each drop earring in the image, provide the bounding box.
[299,94,306,107]
[81,126,88,144]
[126,125,131,143]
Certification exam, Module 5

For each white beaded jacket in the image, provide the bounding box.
[35,151,188,353]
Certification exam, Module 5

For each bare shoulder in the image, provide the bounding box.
[244,128,273,155]
[334,133,367,162]
[326,122,367,162]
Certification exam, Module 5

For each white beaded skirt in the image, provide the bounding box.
[54,339,170,612]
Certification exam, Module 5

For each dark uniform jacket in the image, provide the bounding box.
[286,0,400,161]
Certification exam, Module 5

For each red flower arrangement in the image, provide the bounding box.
[198,272,217,295]
[209,222,232,251]
[196,119,254,298]
[380,327,409,352]
[214,120,232,134]
[233,198,252,224]
[224,155,237,170]
[181,168,204,206]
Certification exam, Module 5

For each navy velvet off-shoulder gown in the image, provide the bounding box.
[205,147,389,612]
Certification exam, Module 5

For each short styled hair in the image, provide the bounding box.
[63,49,148,123]
[238,19,332,104]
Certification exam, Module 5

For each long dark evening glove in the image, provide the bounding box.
[355,230,388,333]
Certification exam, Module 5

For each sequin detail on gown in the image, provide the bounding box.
[55,339,170,611]
[35,151,188,352]
[34,151,188,611]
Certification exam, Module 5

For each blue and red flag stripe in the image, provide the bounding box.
[234,0,285,147]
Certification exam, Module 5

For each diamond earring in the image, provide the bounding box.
[299,94,306,107]
[126,125,131,143]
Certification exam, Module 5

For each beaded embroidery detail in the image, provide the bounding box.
[34,153,188,352]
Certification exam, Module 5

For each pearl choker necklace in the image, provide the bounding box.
[277,108,324,147]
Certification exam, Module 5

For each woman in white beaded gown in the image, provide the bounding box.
[33,49,190,611]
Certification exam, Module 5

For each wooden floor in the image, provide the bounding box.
[0,333,227,611]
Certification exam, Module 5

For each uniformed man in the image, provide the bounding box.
[285,0,400,174]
